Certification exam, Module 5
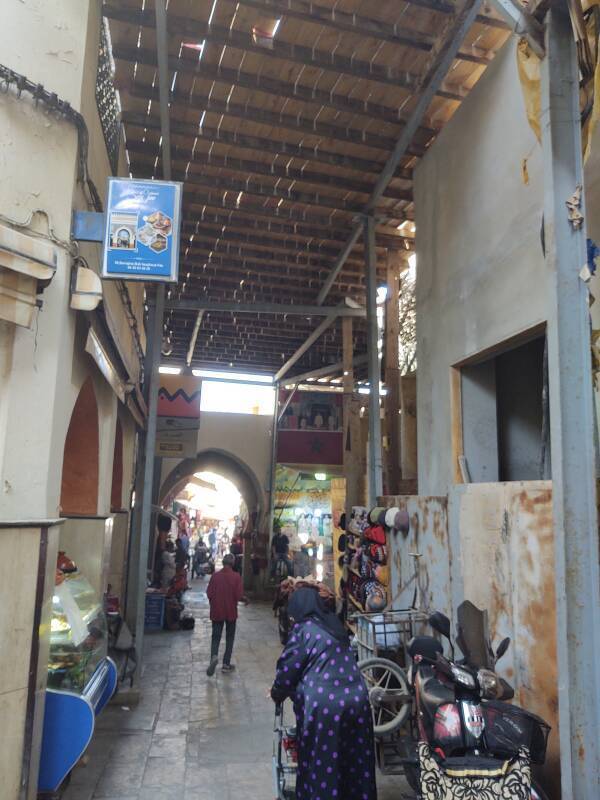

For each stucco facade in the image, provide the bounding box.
[0,2,144,796]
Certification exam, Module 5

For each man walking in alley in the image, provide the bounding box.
[206,553,247,675]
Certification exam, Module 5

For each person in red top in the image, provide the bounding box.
[206,553,247,675]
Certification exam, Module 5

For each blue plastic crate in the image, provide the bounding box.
[144,593,165,631]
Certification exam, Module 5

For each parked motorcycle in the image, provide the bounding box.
[403,601,550,799]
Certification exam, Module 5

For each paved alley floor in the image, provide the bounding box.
[63,577,406,799]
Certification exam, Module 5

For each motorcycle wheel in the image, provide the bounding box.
[358,657,411,736]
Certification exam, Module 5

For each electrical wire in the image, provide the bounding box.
[0,61,145,373]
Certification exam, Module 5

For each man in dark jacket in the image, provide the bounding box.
[206,554,247,675]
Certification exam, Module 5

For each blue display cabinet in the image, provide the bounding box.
[38,573,117,794]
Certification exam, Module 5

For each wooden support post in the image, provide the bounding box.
[384,252,402,493]
[342,318,363,520]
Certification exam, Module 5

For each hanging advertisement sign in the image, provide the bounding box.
[102,178,182,282]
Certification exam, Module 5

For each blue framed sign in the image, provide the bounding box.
[102,178,182,282]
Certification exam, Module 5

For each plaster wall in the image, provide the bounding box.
[160,410,274,518]
[415,36,600,495]
[0,0,143,521]
[0,4,142,795]
[414,40,547,496]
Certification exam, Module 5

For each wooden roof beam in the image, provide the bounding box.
[161,300,367,316]
[121,111,415,178]
[128,145,413,202]
[275,311,342,381]
[397,0,509,27]
[184,223,387,260]
[229,0,494,65]
[173,277,355,304]
[180,319,366,339]
[182,242,387,273]
[105,6,422,92]
[193,328,344,345]
[183,189,409,229]
[124,82,435,156]
[185,228,359,262]
[317,0,485,304]
[182,203,412,249]
[283,355,368,385]
[181,254,378,285]
[182,271,364,298]
[111,44,464,123]
[174,169,374,215]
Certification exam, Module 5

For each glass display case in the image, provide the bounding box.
[39,570,117,794]
[48,573,108,692]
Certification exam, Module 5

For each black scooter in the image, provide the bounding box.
[404,601,550,800]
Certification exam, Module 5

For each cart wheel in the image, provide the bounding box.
[358,657,411,736]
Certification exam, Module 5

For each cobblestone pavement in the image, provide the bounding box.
[62,577,407,799]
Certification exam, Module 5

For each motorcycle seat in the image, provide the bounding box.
[408,635,443,661]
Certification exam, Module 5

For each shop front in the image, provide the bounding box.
[275,389,345,585]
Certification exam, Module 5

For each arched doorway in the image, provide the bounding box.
[60,377,99,515]
[159,448,264,525]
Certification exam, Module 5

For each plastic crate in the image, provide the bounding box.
[144,593,165,631]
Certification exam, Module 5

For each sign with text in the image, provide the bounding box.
[102,178,182,282]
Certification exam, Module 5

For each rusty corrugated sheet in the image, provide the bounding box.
[383,483,559,798]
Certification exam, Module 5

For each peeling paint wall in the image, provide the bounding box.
[382,482,559,797]
[450,481,559,794]
[380,494,454,620]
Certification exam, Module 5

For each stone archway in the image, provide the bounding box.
[159,447,264,526]
[60,376,99,515]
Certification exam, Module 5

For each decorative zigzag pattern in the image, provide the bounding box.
[158,387,202,404]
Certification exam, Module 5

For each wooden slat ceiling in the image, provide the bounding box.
[104,0,508,378]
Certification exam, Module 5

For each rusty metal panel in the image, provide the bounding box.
[450,481,559,795]
[380,495,452,619]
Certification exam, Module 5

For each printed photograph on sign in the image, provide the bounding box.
[102,178,182,282]
[108,212,138,250]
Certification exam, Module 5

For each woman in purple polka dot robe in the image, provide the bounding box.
[271,587,378,799]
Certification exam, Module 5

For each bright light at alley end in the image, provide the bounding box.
[314,472,327,481]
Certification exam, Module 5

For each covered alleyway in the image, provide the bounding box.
[62,579,401,800]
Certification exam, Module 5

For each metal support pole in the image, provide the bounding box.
[277,384,297,424]
[124,301,157,634]
[541,6,600,797]
[267,385,280,564]
[384,252,402,492]
[364,216,383,505]
[342,317,363,518]
[134,286,165,663]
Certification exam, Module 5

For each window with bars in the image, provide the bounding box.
[96,19,121,176]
